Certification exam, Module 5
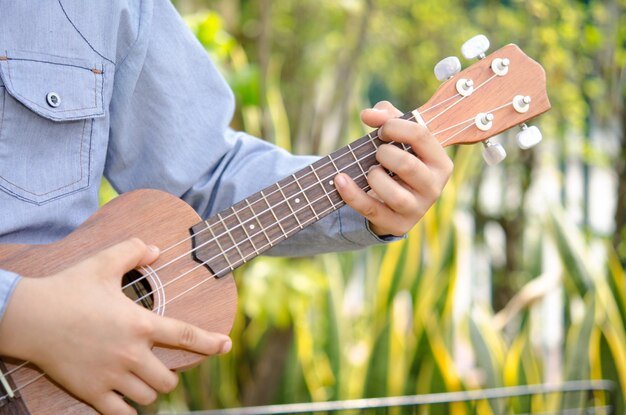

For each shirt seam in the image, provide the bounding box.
[115,0,146,72]
[57,0,116,66]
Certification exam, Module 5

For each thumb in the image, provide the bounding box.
[87,238,160,279]
[360,100,403,128]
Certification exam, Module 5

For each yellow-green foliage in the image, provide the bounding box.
[125,1,626,413]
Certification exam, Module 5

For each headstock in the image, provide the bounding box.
[413,36,550,165]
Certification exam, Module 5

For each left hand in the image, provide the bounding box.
[334,101,453,236]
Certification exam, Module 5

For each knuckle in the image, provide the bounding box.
[178,324,196,348]
[395,157,415,177]
[375,100,392,109]
[424,180,442,200]
[387,191,410,210]
[136,389,158,406]
[133,316,155,338]
[127,237,146,251]
[161,372,179,393]
[119,348,142,368]
[361,203,378,219]
[441,157,454,177]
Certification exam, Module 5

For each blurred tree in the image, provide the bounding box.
[146,0,626,412]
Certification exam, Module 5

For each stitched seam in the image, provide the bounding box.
[116,0,145,72]
[0,119,88,197]
[0,87,5,144]
[0,181,90,206]
[2,57,96,72]
[57,0,115,65]
[5,59,101,114]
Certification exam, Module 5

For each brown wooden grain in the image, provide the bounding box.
[0,189,238,414]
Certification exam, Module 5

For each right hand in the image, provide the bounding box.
[0,238,232,415]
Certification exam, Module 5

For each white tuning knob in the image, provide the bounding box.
[516,124,543,149]
[461,34,490,60]
[482,139,507,165]
[434,56,462,81]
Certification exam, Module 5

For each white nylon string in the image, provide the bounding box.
[0,73,508,403]
[135,98,514,308]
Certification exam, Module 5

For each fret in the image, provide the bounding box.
[310,165,335,207]
[292,174,319,220]
[276,182,304,230]
[204,220,235,271]
[217,212,246,264]
[367,131,379,147]
[190,125,418,273]
[245,198,273,248]
[232,206,260,255]
[328,154,341,175]
[260,190,289,239]
[347,142,367,177]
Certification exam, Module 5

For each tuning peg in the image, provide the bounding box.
[516,124,543,150]
[434,56,461,81]
[482,139,507,165]
[461,34,490,60]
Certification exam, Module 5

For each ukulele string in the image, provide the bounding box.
[154,90,470,258]
[0,76,507,401]
[133,98,516,307]
[426,73,498,126]
[0,141,392,403]
[155,184,380,311]
[155,72,498,261]
[0,124,401,403]
[439,100,515,146]
[0,125,400,403]
[127,91,511,304]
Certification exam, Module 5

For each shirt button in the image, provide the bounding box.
[46,92,61,108]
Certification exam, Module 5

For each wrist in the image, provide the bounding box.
[0,277,46,360]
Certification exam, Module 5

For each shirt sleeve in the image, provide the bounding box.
[105,0,399,257]
[0,270,20,322]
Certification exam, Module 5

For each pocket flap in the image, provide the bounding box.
[0,51,105,122]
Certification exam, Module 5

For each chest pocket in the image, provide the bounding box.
[0,51,105,205]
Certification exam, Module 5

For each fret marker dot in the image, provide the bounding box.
[329,180,334,186]
[295,198,301,203]
[249,224,255,230]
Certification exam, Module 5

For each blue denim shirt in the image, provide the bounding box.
[0,1,393,320]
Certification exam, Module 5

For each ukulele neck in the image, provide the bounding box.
[189,110,421,277]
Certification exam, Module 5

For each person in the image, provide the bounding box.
[0,1,453,414]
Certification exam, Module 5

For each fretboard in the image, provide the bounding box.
[190,112,416,277]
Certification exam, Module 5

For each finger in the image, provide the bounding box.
[376,144,438,198]
[360,101,403,128]
[379,119,452,171]
[131,351,179,394]
[115,373,157,406]
[151,316,232,356]
[334,173,400,226]
[89,238,160,277]
[93,391,137,415]
[366,166,420,215]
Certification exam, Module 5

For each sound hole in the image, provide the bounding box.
[122,269,154,310]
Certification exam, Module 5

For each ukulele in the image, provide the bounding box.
[0,38,550,414]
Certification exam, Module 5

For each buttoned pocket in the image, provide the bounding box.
[0,51,105,204]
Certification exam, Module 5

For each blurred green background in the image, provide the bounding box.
[119,0,626,413]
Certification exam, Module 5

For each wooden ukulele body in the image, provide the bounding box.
[0,189,238,415]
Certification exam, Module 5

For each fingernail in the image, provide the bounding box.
[147,244,159,253]
[371,107,384,112]
[334,174,346,189]
[368,164,380,173]
[221,340,232,354]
